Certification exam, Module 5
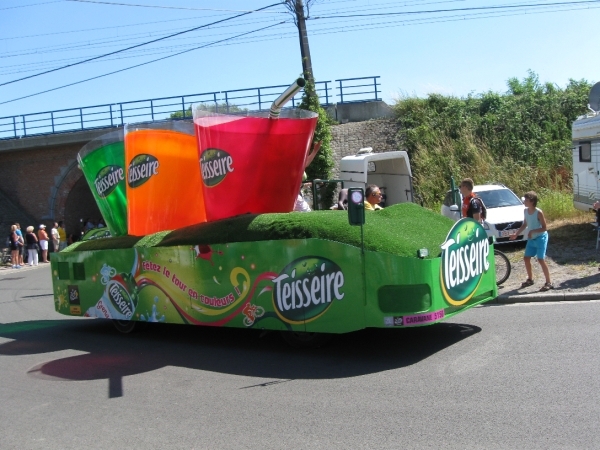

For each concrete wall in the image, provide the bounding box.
[325,100,394,124]
[330,118,401,177]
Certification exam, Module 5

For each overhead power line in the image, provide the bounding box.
[313,0,466,16]
[66,0,287,13]
[0,0,461,42]
[0,0,595,101]
[0,0,566,59]
[0,14,235,42]
[0,2,281,88]
[0,21,286,106]
[0,0,587,60]
[0,0,63,10]
[0,15,282,59]
[0,1,593,77]
[311,0,600,18]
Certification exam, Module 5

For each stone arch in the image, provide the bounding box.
[64,177,101,236]
[48,159,100,234]
[48,158,81,220]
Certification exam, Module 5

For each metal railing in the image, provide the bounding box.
[336,76,381,104]
[0,76,380,140]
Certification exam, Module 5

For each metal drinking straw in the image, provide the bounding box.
[269,78,306,119]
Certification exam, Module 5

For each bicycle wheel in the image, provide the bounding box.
[494,249,511,285]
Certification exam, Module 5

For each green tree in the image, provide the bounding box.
[170,103,247,119]
[299,79,335,208]
[393,71,592,207]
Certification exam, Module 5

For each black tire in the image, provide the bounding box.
[112,319,137,334]
[494,249,511,285]
[280,331,333,349]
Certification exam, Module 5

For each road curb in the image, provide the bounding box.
[0,264,48,274]
[493,291,600,304]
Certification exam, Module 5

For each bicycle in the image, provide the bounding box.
[494,249,511,285]
[1,248,12,265]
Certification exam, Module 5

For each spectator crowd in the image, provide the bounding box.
[6,221,68,268]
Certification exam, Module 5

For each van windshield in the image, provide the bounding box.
[477,189,523,209]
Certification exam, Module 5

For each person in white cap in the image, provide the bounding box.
[37,224,49,263]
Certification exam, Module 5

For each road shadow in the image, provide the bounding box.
[496,285,521,297]
[0,318,480,398]
[556,272,600,290]
[546,221,597,265]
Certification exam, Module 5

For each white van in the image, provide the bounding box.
[337,148,414,207]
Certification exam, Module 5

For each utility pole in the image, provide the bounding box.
[285,0,314,83]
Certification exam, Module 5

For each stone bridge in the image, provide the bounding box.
[0,102,399,237]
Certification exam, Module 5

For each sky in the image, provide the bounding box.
[0,0,599,120]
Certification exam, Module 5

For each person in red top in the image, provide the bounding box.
[459,178,482,222]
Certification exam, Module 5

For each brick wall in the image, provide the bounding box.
[0,142,83,224]
[0,188,37,234]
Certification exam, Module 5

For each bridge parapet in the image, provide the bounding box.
[0,76,381,140]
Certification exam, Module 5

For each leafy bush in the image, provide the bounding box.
[170,103,248,119]
[394,71,592,207]
[299,79,335,208]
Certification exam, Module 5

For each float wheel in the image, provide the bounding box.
[280,331,332,349]
[112,319,137,334]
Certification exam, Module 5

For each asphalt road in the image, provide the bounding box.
[1,266,599,449]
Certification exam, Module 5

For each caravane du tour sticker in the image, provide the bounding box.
[440,218,490,306]
[200,149,234,187]
[272,256,345,325]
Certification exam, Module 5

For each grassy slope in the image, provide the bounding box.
[64,203,454,258]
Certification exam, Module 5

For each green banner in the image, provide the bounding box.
[52,227,496,333]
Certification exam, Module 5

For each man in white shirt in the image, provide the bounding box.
[51,223,60,252]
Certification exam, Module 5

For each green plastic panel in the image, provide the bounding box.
[377,284,431,314]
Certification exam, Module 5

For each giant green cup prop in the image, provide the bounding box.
[77,129,128,236]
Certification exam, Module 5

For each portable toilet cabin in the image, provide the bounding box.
[339,149,414,206]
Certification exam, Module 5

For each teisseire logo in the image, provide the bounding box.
[128,154,159,188]
[440,218,490,306]
[106,278,136,319]
[272,256,345,324]
[200,148,234,187]
[94,165,124,197]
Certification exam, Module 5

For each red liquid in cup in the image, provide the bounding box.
[194,114,317,222]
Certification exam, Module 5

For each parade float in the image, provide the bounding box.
[51,79,497,346]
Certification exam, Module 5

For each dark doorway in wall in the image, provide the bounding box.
[64,176,101,239]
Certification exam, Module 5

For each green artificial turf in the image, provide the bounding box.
[67,203,454,258]
[61,235,142,252]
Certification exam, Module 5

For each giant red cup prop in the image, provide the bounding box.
[193,109,318,221]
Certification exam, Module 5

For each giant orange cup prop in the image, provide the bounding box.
[193,108,318,222]
[124,121,206,236]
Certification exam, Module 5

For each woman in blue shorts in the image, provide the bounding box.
[510,191,553,291]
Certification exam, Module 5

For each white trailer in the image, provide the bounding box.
[338,148,414,206]
[573,82,600,211]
